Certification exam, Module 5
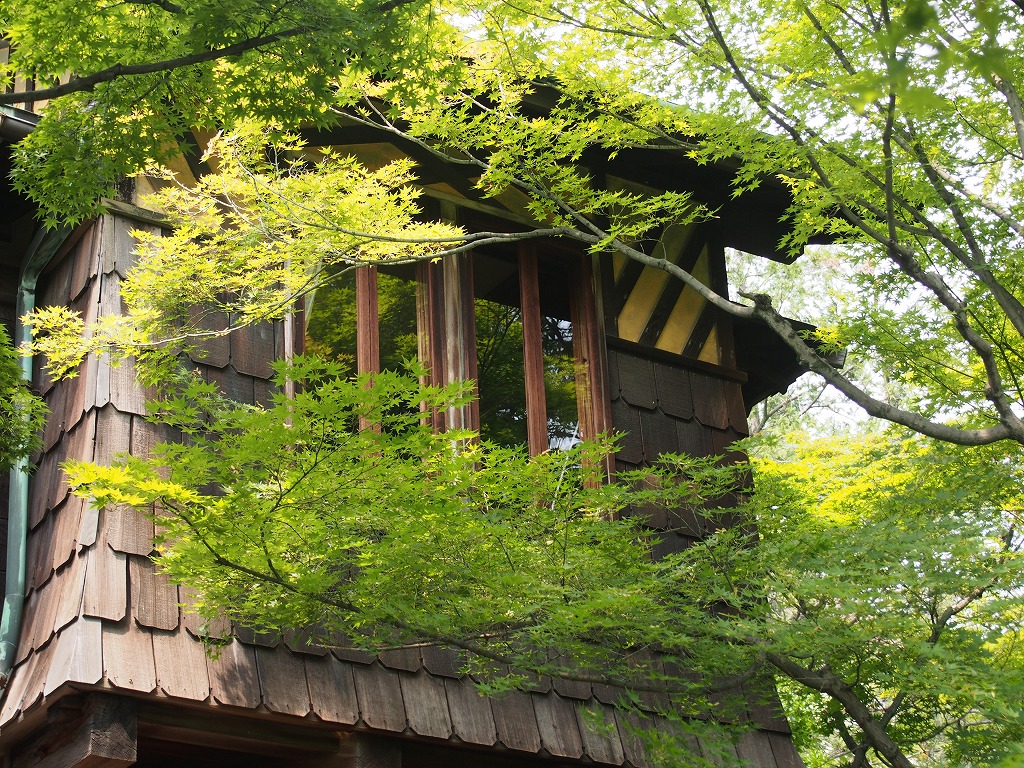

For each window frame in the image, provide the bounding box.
[344,241,611,460]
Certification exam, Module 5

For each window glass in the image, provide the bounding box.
[541,315,579,449]
[303,248,586,454]
[473,250,580,450]
[306,268,418,373]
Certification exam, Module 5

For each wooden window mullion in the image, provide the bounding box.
[571,253,614,477]
[519,243,549,455]
[355,265,380,374]
[355,265,380,433]
[441,254,477,433]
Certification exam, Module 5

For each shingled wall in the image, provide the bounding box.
[0,212,803,768]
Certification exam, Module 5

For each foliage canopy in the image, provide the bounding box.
[67,362,1024,767]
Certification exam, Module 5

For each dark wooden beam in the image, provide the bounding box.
[13,694,137,768]
[137,704,341,758]
[335,734,401,768]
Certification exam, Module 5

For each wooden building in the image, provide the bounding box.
[0,101,815,767]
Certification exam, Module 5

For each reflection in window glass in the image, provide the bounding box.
[305,269,419,373]
[541,316,579,450]
[474,268,580,450]
[475,298,529,447]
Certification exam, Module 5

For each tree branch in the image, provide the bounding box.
[0,29,311,105]
[766,653,914,768]
[741,292,1019,445]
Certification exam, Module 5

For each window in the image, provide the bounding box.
[304,235,610,457]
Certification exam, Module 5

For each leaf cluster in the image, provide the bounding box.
[25,124,463,380]
[0,325,47,472]
[749,433,1024,765]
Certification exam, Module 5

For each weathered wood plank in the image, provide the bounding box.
[0,655,34,725]
[399,669,453,739]
[41,384,65,451]
[52,553,87,634]
[77,501,100,550]
[129,415,164,460]
[205,365,256,406]
[533,692,584,759]
[31,573,63,655]
[152,626,212,701]
[27,513,55,591]
[745,679,791,733]
[376,646,420,672]
[676,416,714,458]
[654,362,695,420]
[331,642,375,665]
[305,654,359,725]
[103,617,157,693]
[420,645,463,677]
[352,663,406,733]
[284,629,329,656]
[613,709,656,768]
[180,586,231,641]
[255,646,312,717]
[18,637,54,716]
[207,639,262,709]
[129,556,179,630]
[69,222,100,302]
[82,525,128,622]
[107,213,147,276]
[51,496,85,572]
[109,358,147,416]
[28,451,56,530]
[62,366,89,435]
[767,732,804,768]
[735,730,780,768]
[690,372,729,429]
[108,503,154,557]
[186,305,231,368]
[39,245,75,310]
[44,617,104,695]
[610,398,643,464]
[575,699,625,765]
[230,321,276,379]
[491,690,542,753]
[444,677,497,746]
[617,353,657,410]
[639,408,681,462]
[56,415,97,509]
[15,589,39,665]
[725,381,749,435]
[551,670,592,700]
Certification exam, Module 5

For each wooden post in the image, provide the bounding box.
[519,243,548,455]
[13,693,137,768]
[356,266,380,375]
[442,255,477,432]
[571,253,614,480]
[356,266,380,433]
